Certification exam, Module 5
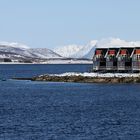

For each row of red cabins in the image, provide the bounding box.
[93,47,140,72]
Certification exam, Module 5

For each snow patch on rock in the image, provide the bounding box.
[50,72,140,78]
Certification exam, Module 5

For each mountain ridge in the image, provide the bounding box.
[53,38,140,59]
[0,42,62,63]
[0,38,140,62]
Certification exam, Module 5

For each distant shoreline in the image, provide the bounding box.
[0,61,93,65]
[0,63,92,65]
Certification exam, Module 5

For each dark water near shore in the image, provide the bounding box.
[0,64,140,139]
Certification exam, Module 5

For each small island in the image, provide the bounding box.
[13,72,140,83]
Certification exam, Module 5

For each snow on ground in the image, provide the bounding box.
[40,59,92,64]
[49,72,140,78]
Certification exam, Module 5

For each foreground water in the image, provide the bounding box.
[0,64,140,139]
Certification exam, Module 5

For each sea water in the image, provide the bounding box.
[0,64,140,139]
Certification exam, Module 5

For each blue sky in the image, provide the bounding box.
[0,0,140,48]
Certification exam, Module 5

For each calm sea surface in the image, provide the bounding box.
[0,64,140,140]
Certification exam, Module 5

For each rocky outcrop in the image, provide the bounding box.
[30,75,140,83]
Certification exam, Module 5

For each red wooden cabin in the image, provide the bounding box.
[132,48,140,71]
[106,48,119,71]
[93,48,107,71]
[117,48,133,71]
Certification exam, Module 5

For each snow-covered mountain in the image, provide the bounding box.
[0,42,29,49]
[53,38,140,59]
[53,40,97,58]
[70,40,97,58]
[1,38,140,62]
[53,45,84,58]
[83,45,97,59]
[83,38,140,59]
[0,42,62,60]
[29,48,62,59]
[95,38,140,48]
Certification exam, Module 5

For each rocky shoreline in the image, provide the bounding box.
[13,74,140,83]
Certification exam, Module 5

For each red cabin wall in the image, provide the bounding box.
[120,50,127,55]
[96,50,102,55]
[109,50,115,55]
[135,49,140,54]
